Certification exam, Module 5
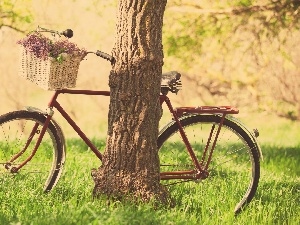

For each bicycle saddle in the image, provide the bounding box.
[161,71,182,95]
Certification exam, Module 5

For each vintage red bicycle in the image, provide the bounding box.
[0,27,262,214]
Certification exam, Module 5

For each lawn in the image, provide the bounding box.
[0,118,299,225]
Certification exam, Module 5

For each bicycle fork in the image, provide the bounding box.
[5,114,53,173]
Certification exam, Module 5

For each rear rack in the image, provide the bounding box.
[175,106,239,117]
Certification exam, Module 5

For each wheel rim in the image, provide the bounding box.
[0,115,60,192]
[158,116,259,214]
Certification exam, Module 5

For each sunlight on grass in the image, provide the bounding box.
[239,113,300,147]
[1,116,299,224]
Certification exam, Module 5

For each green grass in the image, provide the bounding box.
[1,126,300,224]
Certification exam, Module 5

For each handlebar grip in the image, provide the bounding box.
[61,29,73,38]
[96,50,116,64]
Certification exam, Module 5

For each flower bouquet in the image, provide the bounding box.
[17,31,87,90]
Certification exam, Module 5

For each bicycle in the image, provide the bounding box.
[0,27,262,214]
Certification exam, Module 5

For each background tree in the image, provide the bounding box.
[163,0,300,120]
[0,0,32,32]
[92,0,169,203]
[0,0,33,114]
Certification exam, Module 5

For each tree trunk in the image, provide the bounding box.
[92,0,169,203]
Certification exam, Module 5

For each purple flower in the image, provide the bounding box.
[17,32,87,61]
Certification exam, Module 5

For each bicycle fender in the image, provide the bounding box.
[158,114,263,160]
[158,119,176,137]
[225,115,263,160]
[25,106,52,116]
[50,118,67,154]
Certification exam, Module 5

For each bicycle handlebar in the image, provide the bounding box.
[38,26,73,38]
[60,29,73,38]
[37,26,116,64]
[95,50,116,65]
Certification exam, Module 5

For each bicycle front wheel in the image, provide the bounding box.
[158,114,260,214]
[0,110,65,192]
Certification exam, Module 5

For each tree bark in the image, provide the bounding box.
[92,0,169,203]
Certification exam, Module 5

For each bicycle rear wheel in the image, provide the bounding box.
[158,114,260,214]
[0,110,65,192]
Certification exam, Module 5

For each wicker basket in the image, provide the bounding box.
[19,48,82,90]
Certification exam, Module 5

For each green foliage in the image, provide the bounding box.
[0,0,33,32]
[234,0,254,7]
[163,0,300,120]
[165,34,201,60]
[164,0,300,61]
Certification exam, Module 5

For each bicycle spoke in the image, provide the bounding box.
[0,110,65,191]
[158,115,260,214]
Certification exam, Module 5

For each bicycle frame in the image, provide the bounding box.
[47,89,110,161]
[9,89,239,181]
[159,95,239,181]
[6,89,109,172]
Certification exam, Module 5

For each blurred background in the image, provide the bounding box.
[0,0,299,145]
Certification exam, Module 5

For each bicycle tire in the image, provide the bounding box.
[0,110,65,192]
[158,114,260,214]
